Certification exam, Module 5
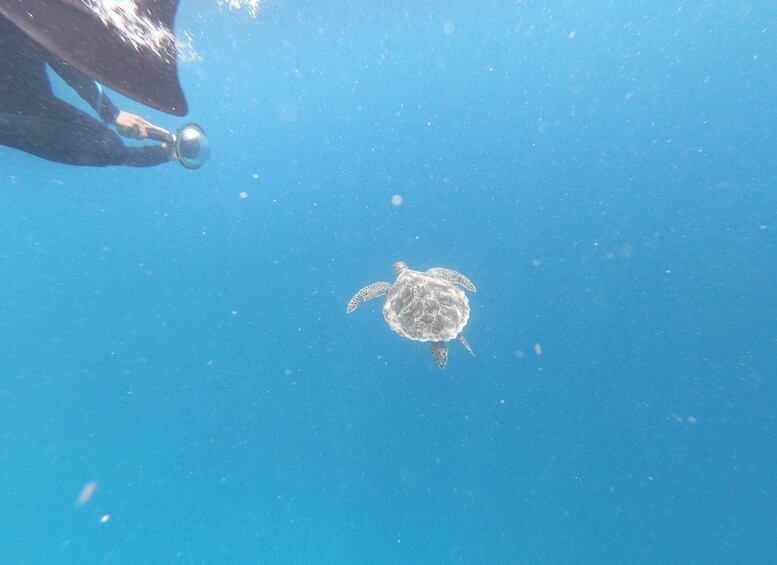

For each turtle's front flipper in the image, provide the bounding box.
[347,282,392,313]
[426,268,476,292]
[458,334,475,357]
[430,341,448,368]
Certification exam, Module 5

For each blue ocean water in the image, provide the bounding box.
[1,0,776,562]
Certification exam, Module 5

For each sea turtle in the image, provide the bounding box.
[347,262,476,368]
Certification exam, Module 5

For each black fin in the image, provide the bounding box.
[1,0,188,115]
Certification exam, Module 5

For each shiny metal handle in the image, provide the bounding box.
[145,125,174,143]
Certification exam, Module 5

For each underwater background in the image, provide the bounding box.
[1,0,776,562]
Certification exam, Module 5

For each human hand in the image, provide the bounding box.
[114,111,168,140]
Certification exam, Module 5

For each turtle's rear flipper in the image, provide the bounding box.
[347,282,392,313]
[458,334,475,357]
[430,341,448,368]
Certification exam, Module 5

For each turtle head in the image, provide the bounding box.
[393,262,408,275]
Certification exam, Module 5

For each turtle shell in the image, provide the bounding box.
[383,269,470,342]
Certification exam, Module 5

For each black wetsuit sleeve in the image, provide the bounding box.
[48,59,120,124]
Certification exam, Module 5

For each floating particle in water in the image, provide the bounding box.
[76,480,97,508]
[218,0,261,19]
[687,416,698,424]
[239,191,249,200]
[277,101,297,123]
[532,259,541,267]
[534,343,542,355]
[100,514,111,524]
[391,194,403,206]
